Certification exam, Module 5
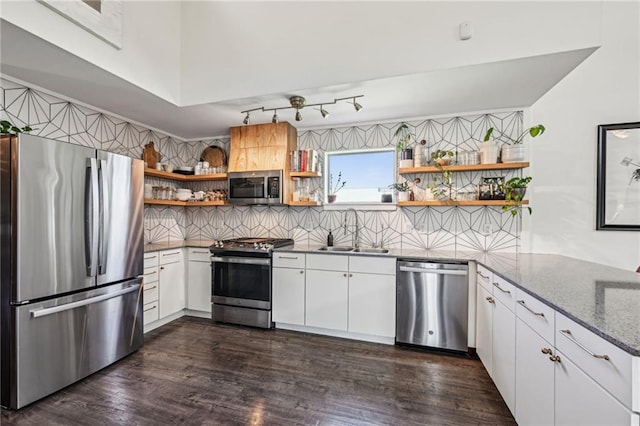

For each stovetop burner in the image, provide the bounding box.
[209,237,294,254]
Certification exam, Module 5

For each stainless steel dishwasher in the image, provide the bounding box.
[396,260,469,352]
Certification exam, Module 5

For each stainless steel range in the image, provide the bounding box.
[210,237,294,328]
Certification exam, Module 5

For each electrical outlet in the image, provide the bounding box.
[481,222,493,235]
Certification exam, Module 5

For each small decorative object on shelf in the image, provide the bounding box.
[394,122,416,168]
[479,177,506,200]
[430,150,455,166]
[142,141,161,170]
[389,181,411,202]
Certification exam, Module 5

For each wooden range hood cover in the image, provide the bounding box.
[228,122,297,173]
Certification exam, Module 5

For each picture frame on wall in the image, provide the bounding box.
[596,122,640,230]
[37,0,123,49]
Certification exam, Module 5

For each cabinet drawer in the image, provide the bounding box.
[349,256,395,275]
[143,301,159,325]
[476,264,493,293]
[143,282,159,304]
[188,247,211,262]
[515,289,555,344]
[159,249,183,265]
[306,253,348,271]
[556,313,634,411]
[142,266,159,284]
[143,252,159,269]
[273,252,306,269]
[491,274,516,312]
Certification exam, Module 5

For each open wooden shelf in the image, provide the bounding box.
[288,201,322,206]
[144,168,227,181]
[289,171,322,178]
[397,200,529,207]
[398,162,530,174]
[144,198,227,207]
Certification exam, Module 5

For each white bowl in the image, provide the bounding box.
[176,192,192,201]
[176,166,193,172]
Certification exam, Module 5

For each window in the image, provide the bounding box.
[325,149,395,203]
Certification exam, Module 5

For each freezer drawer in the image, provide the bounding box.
[396,260,469,352]
[9,280,143,409]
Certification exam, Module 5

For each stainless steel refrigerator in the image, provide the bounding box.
[0,133,144,409]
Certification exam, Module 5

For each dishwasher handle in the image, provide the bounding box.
[399,265,468,275]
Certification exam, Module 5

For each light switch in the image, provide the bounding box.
[460,21,473,41]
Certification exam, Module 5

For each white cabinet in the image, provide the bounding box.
[273,268,305,325]
[142,252,160,325]
[476,283,494,376]
[492,294,516,414]
[348,271,395,337]
[305,269,349,330]
[186,248,212,313]
[555,350,636,426]
[515,318,555,426]
[158,249,185,319]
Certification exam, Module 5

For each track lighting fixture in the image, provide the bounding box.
[240,95,364,125]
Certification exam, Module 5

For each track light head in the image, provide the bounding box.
[295,110,302,121]
[353,98,363,112]
[272,110,279,123]
[242,112,250,125]
[320,106,329,118]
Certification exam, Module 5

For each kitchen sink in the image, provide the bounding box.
[352,248,390,254]
[317,246,354,252]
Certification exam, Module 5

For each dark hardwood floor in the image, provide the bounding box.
[2,317,515,425]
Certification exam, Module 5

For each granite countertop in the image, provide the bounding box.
[277,245,640,356]
[143,239,214,252]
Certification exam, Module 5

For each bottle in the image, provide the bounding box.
[327,230,334,247]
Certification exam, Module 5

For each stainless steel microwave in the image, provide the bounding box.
[227,170,283,205]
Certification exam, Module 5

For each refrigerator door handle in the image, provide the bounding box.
[29,284,140,318]
[98,159,107,275]
[85,158,100,277]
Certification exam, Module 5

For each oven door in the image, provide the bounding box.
[211,256,271,309]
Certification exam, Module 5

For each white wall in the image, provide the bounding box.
[0,0,182,104]
[180,1,602,105]
[527,1,640,271]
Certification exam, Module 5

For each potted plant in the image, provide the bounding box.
[1,120,33,135]
[429,169,454,201]
[430,149,455,166]
[389,181,411,202]
[394,122,414,168]
[327,171,346,203]
[501,176,532,216]
[484,124,545,163]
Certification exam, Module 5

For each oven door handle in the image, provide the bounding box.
[211,256,271,266]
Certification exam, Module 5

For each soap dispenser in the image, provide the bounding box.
[327,230,334,247]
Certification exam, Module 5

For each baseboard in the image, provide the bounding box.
[275,323,395,345]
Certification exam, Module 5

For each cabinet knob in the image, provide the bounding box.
[541,347,552,355]
[299,270,304,274]
[160,266,165,270]
[343,273,348,277]
[549,355,561,363]
[349,273,353,277]
[486,296,495,304]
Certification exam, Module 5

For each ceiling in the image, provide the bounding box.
[0,19,596,140]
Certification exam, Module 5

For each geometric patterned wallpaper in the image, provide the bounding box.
[1,76,526,253]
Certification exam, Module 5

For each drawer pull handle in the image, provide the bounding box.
[493,282,511,294]
[144,271,157,275]
[477,271,489,279]
[144,305,157,312]
[162,252,180,256]
[278,256,299,260]
[549,354,562,363]
[144,255,156,260]
[559,329,610,361]
[486,296,495,304]
[192,250,209,254]
[517,300,545,317]
[541,347,552,355]
[144,285,157,291]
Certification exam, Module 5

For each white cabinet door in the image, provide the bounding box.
[272,267,305,325]
[305,269,348,331]
[476,283,494,376]
[159,259,185,319]
[555,350,637,426]
[348,272,395,337]
[492,297,516,414]
[187,260,211,312]
[515,318,555,426]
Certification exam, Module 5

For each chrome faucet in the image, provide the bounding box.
[344,208,359,248]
